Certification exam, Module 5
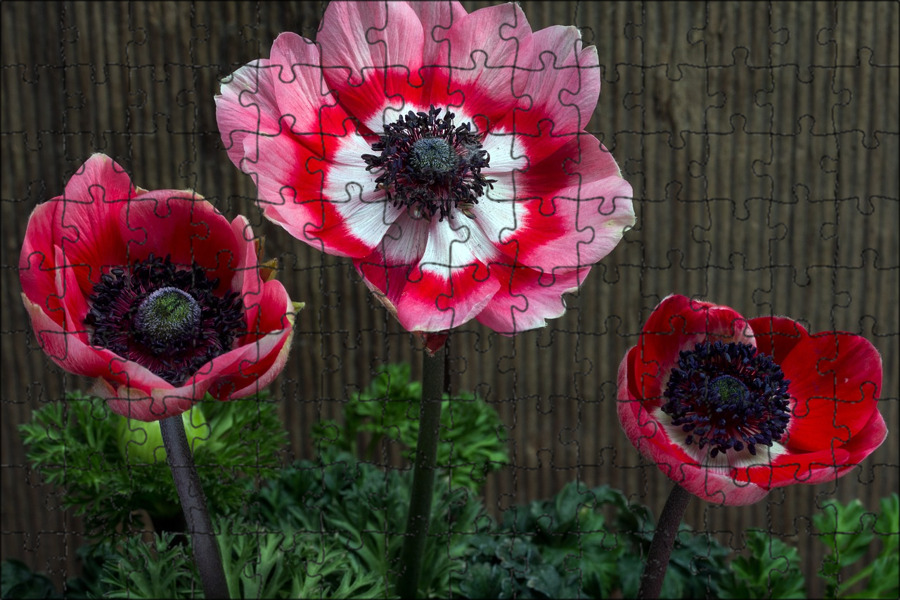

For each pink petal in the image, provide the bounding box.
[218,281,295,399]
[492,25,601,165]
[215,57,282,167]
[20,201,65,315]
[474,264,590,334]
[440,3,535,124]
[404,0,468,59]
[493,136,634,269]
[101,380,201,422]
[396,263,499,332]
[56,246,91,335]
[319,1,426,128]
[35,155,133,292]
[249,133,383,258]
[783,332,882,451]
[267,32,353,145]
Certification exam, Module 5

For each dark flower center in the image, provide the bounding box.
[361,106,495,221]
[661,341,791,459]
[85,254,244,386]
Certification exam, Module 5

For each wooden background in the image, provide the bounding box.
[2,1,897,596]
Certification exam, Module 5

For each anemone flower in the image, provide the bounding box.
[20,153,296,422]
[216,0,634,336]
[617,295,887,506]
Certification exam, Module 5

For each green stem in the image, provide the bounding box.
[396,345,446,599]
[160,414,230,599]
[638,483,692,599]
[840,560,874,592]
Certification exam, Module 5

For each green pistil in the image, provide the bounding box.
[409,138,458,175]
[135,287,200,345]
[709,375,748,405]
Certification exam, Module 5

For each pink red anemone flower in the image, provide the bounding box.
[216,0,634,335]
[19,154,296,422]
[617,295,887,506]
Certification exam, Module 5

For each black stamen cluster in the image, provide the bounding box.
[85,254,244,386]
[361,106,495,221]
[661,341,791,458]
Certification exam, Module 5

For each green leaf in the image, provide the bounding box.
[1,560,57,599]
[719,529,806,599]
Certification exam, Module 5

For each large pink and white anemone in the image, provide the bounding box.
[216,1,634,335]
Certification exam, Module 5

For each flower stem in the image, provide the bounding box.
[396,345,446,599]
[638,483,692,599]
[160,414,230,599]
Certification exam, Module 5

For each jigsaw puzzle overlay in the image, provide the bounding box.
[2,1,898,598]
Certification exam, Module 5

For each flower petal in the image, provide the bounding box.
[395,263,499,332]
[474,265,590,334]
[748,316,810,363]
[491,136,634,269]
[251,132,385,258]
[632,295,756,402]
[119,193,245,295]
[215,57,281,166]
[782,332,882,451]
[440,3,534,124]
[318,1,426,129]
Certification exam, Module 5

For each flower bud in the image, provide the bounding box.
[116,406,209,464]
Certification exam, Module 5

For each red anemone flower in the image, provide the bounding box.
[617,295,887,506]
[216,0,634,335]
[19,154,296,422]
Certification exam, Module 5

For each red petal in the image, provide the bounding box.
[738,446,854,487]
[119,193,244,295]
[782,332,882,452]
[632,295,755,401]
[748,316,809,363]
[395,263,499,332]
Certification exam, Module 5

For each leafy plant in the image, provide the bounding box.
[474,481,733,599]
[718,529,806,599]
[312,363,508,491]
[19,390,288,538]
[1,560,56,599]
[248,448,491,598]
[813,493,899,600]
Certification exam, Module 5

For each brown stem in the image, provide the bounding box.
[638,483,692,599]
[160,415,229,599]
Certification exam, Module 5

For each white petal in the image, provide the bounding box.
[324,133,404,247]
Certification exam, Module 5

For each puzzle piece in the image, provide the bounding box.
[3,1,898,598]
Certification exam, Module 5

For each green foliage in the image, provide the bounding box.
[248,448,491,598]
[718,530,806,599]
[18,390,287,538]
[812,493,899,600]
[97,533,198,599]
[11,371,898,600]
[467,481,732,599]
[312,363,508,491]
[1,560,56,599]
